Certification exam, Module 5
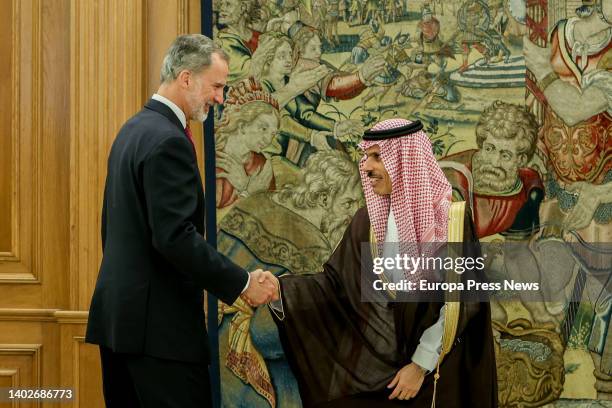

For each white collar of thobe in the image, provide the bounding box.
[384,208,399,243]
[382,209,403,283]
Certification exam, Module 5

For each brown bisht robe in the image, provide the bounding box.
[272,207,498,407]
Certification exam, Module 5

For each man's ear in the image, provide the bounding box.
[517,153,528,167]
[177,70,191,88]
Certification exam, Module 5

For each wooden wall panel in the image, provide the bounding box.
[0,345,41,387]
[0,0,38,289]
[0,1,202,406]
[0,311,61,400]
[0,344,41,408]
[0,0,70,309]
[69,0,146,311]
[0,369,17,389]
[0,0,13,253]
[40,0,71,309]
[0,369,18,408]
[146,0,190,97]
[56,312,101,408]
[74,339,103,408]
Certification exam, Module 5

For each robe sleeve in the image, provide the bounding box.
[270,208,395,405]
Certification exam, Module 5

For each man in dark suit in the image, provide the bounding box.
[85,34,278,408]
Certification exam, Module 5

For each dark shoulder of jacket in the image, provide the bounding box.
[113,108,186,156]
[134,108,183,140]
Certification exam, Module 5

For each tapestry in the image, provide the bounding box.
[212,0,612,406]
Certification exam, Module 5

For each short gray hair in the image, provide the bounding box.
[160,34,229,83]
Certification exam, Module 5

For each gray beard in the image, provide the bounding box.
[191,108,208,123]
[474,174,517,193]
[472,154,518,193]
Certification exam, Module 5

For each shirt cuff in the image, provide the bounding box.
[411,345,439,373]
[411,305,446,373]
[270,299,283,312]
[268,284,285,321]
[240,272,251,294]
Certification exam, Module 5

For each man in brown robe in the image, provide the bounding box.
[257,118,498,407]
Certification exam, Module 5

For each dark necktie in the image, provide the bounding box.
[184,124,196,154]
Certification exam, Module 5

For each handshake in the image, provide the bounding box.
[240,269,280,307]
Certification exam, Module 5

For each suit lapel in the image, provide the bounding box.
[144,99,204,222]
[144,99,185,133]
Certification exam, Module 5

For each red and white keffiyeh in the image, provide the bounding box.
[358,118,452,246]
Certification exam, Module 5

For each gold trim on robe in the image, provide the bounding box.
[434,200,465,408]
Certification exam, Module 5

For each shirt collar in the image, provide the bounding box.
[152,93,187,129]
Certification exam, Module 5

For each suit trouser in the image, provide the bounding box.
[99,346,212,408]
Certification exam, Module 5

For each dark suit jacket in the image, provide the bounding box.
[85,99,248,363]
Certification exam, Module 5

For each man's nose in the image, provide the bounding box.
[214,89,224,104]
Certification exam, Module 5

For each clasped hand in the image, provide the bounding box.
[240,269,280,307]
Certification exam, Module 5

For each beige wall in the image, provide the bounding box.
[0,1,205,406]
